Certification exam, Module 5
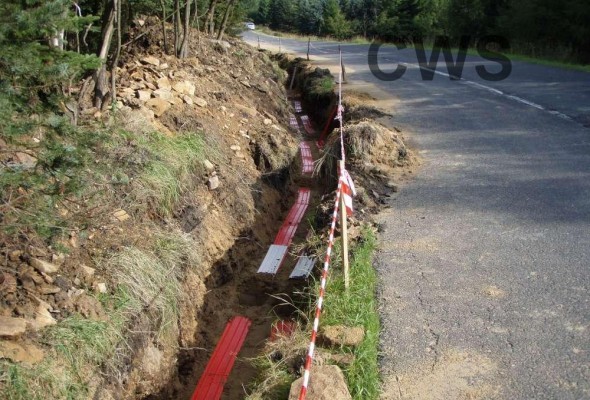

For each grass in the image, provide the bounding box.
[0,359,86,400]
[317,227,380,399]
[111,246,182,338]
[136,131,205,216]
[255,26,369,45]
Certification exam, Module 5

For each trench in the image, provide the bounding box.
[144,62,335,400]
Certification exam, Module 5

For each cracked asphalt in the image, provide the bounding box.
[242,31,590,399]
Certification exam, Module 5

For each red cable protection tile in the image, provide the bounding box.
[300,141,314,174]
[273,188,310,246]
[191,316,251,400]
[300,115,315,135]
[270,320,297,341]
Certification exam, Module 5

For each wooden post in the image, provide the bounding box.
[338,160,350,290]
[307,37,311,60]
[289,67,297,90]
[257,35,260,49]
[339,45,347,83]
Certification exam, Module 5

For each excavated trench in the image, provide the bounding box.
[145,64,334,400]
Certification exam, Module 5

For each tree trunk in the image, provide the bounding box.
[160,0,168,54]
[179,0,192,58]
[216,0,236,41]
[110,0,122,108]
[93,4,116,109]
[204,0,219,36]
[173,0,181,56]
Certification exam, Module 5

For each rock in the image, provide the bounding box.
[94,282,107,294]
[80,265,96,282]
[30,258,59,274]
[39,285,61,295]
[263,118,272,126]
[182,95,193,105]
[230,145,241,151]
[320,325,365,347]
[386,181,399,192]
[137,90,151,101]
[0,340,45,365]
[152,88,175,102]
[0,274,17,294]
[203,159,215,171]
[240,80,252,88]
[194,97,208,108]
[156,76,171,90]
[0,317,27,338]
[208,176,219,190]
[9,250,23,261]
[289,365,352,400]
[29,303,56,331]
[235,104,258,117]
[146,98,170,117]
[51,253,66,266]
[113,209,130,222]
[173,81,196,96]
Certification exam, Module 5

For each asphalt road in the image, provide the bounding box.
[243,31,590,399]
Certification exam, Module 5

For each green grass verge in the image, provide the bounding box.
[318,227,380,399]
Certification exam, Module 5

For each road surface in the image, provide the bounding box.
[242,31,590,399]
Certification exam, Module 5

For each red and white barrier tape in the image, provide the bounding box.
[298,178,342,399]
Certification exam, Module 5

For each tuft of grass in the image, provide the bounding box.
[135,131,205,216]
[110,246,182,338]
[0,359,86,399]
[44,315,123,374]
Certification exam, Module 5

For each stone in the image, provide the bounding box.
[263,118,272,126]
[152,88,175,102]
[8,250,22,261]
[0,317,27,338]
[146,98,170,117]
[320,325,365,347]
[173,81,196,96]
[194,97,208,108]
[156,76,171,90]
[113,209,130,222]
[208,176,219,190]
[137,90,151,102]
[235,104,258,117]
[0,274,17,294]
[80,265,96,281]
[386,181,399,192]
[28,303,56,331]
[30,258,59,274]
[95,282,107,294]
[203,159,215,171]
[230,145,241,151]
[182,95,193,105]
[289,365,352,400]
[0,340,45,365]
[240,80,252,88]
[51,253,66,266]
[39,285,61,295]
